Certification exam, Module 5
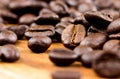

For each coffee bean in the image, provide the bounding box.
[0,30,17,45]
[92,50,120,78]
[62,24,86,49]
[109,33,120,39]
[19,14,36,25]
[73,45,93,61]
[103,40,120,51]
[8,25,28,39]
[49,1,69,17]
[0,23,7,32]
[28,36,52,53]
[65,0,79,7]
[25,25,55,39]
[35,8,60,25]
[61,17,74,23]
[52,70,80,79]
[80,33,107,49]
[49,48,77,66]
[0,44,20,62]
[0,17,4,23]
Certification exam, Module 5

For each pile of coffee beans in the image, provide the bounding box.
[0,0,120,78]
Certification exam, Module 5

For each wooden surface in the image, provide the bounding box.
[0,40,119,79]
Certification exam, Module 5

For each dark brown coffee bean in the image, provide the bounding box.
[52,70,80,79]
[0,44,20,62]
[25,25,55,39]
[107,18,120,34]
[84,11,113,28]
[8,25,28,39]
[49,1,69,17]
[103,40,120,51]
[19,14,36,25]
[80,33,107,49]
[28,36,52,53]
[0,23,7,32]
[92,50,120,78]
[49,48,77,66]
[81,50,102,68]
[73,45,93,61]
[62,24,86,49]
[78,3,97,13]
[9,0,47,16]
[0,30,17,45]
[35,8,60,25]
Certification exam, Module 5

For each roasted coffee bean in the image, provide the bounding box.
[112,0,120,10]
[62,24,86,49]
[108,33,120,39]
[55,22,72,42]
[65,0,79,7]
[92,50,120,78]
[61,17,74,23]
[49,48,77,66]
[19,14,36,25]
[107,18,120,34]
[0,17,4,23]
[81,50,102,68]
[103,40,120,51]
[73,45,93,61]
[25,25,55,39]
[0,23,7,32]
[0,9,18,23]
[49,1,69,17]
[78,3,97,13]
[35,8,60,25]
[0,44,20,62]
[84,11,113,28]
[9,0,47,16]
[28,36,52,53]
[0,30,17,45]
[52,70,80,79]
[80,33,107,49]
[8,25,28,39]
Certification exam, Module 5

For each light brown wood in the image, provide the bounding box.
[0,40,119,79]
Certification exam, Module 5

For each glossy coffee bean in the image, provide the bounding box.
[107,18,120,34]
[35,8,60,25]
[65,0,79,7]
[49,1,69,17]
[73,45,93,61]
[8,25,28,39]
[80,33,107,49]
[108,33,120,39]
[28,36,52,53]
[92,50,120,78]
[25,25,55,39]
[0,30,17,45]
[49,48,77,66]
[103,40,120,51]
[81,50,102,68]
[62,24,86,49]
[19,14,36,25]
[84,11,113,28]
[52,70,80,79]
[0,44,20,62]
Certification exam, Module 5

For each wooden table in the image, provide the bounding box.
[0,40,118,79]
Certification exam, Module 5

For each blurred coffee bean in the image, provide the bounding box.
[112,0,120,10]
[49,1,69,17]
[109,33,120,39]
[28,36,52,53]
[61,17,74,23]
[73,45,93,61]
[65,0,80,7]
[80,33,107,49]
[35,8,60,25]
[0,23,7,32]
[19,14,36,25]
[107,18,120,34]
[78,3,97,13]
[8,0,48,16]
[92,50,120,78]
[103,40,120,51]
[62,24,86,49]
[0,44,20,62]
[8,25,28,39]
[0,30,17,45]
[49,48,77,66]
[0,17,4,23]
[25,25,55,39]
[84,11,113,28]
[81,50,102,68]
[52,70,80,79]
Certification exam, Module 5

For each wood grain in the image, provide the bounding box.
[0,40,119,79]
